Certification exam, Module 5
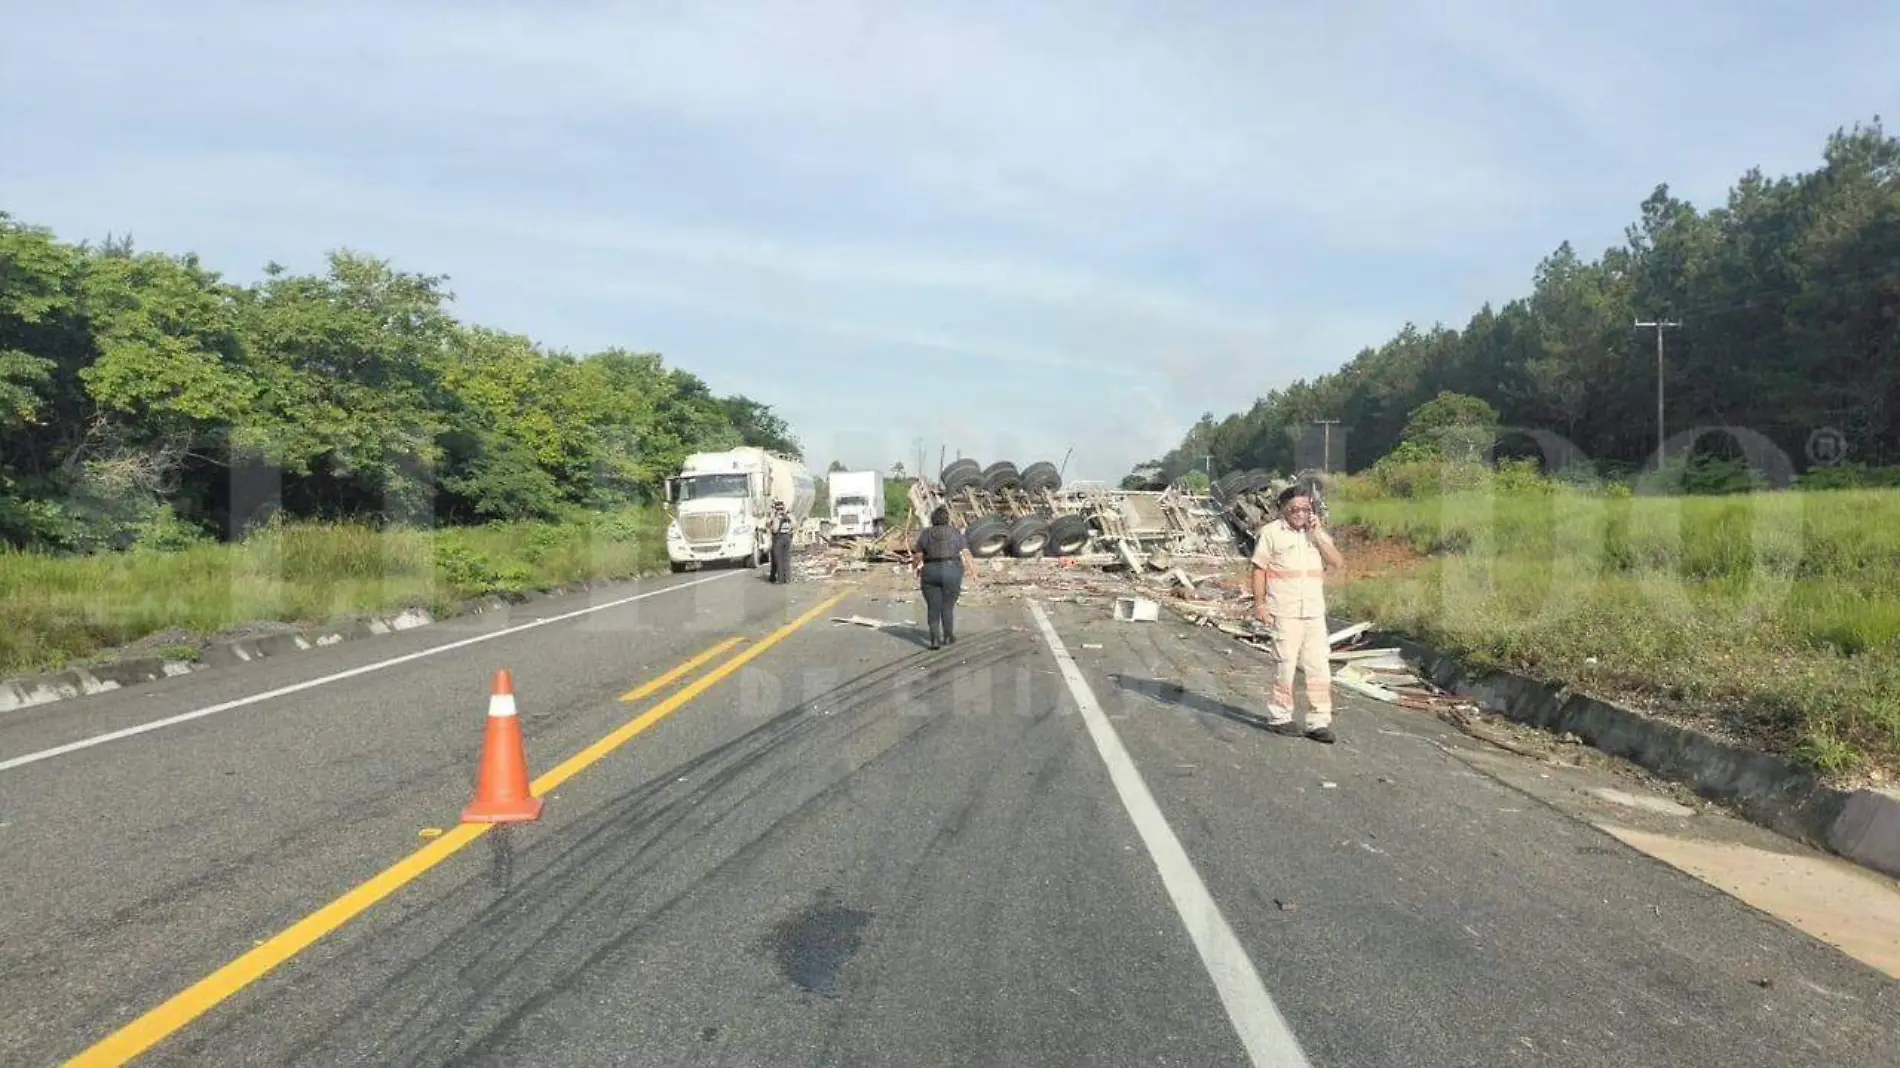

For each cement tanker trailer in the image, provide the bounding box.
[664,447,815,571]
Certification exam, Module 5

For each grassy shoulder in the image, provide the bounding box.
[1326,482,1900,784]
[0,507,670,678]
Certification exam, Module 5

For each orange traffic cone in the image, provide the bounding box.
[462,669,544,823]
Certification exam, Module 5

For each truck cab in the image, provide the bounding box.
[664,469,764,571]
[826,471,885,538]
[664,447,815,572]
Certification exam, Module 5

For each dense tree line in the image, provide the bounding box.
[1138,119,1900,488]
[0,214,800,551]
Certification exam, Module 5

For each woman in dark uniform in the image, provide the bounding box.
[913,505,974,649]
[769,501,794,583]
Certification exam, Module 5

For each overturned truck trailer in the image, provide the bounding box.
[860,457,1328,565]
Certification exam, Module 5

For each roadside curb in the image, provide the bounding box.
[1371,631,1900,882]
[0,572,664,718]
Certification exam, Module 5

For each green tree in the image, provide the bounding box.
[1400,391,1500,461]
[1143,117,1900,484]
[720,395,801,458]
[0,216,66,431]
[0,211,804,549]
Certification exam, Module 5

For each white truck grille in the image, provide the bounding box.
[679,513,729,542]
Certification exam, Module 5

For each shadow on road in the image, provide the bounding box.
[1109,674,1282,733]
[829,608,970,651]
[885,623,937,650]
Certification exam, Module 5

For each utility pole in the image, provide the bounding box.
[1633,319,1680,461]
[1314,420,1341,472]
[1203,454,1213,481]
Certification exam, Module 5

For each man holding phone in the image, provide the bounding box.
[1250,484,1346,743]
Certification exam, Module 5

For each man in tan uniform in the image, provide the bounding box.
[1251,484,1345,742]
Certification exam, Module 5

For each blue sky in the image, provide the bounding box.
[2,1,1893,483]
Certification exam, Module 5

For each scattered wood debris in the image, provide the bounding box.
[830,615,912,630]
[806,506,1513,742]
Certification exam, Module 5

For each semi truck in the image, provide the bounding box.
[664,446,815,571]
[825,470,885,538]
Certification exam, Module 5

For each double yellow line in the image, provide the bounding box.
[68,590,851,1067]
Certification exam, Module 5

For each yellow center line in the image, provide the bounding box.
[618,636,745,703]
[65,589,853,1068]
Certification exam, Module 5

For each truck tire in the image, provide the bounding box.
[1006,516,1050,557]
[1020,461,1061,493]
[1213,471,1252,503]
[943,464,984,495]
[981,461,1021,494]
[1233,496,1274,532]
[964,516,1011,558]
[940,458,980,483]
[1044,514,1091,556]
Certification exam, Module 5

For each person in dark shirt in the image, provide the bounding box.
[769,501,795,583]
[912,505,975,649]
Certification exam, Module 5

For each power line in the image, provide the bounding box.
[1314,420,1341,472]
[1633,319,1681,460]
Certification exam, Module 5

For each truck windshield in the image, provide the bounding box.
[836,496,868,507]
[677,474,749,501]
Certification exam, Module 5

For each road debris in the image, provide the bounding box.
[830,615,913,630]
[1327,621,1372,645]
[825,520,1503,737]
[1113,596,1160,622]
[800,462,1513,735]
[818,458,1333,570]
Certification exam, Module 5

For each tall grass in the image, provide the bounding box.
[0,507,668,677]
[1332,485,1900,778]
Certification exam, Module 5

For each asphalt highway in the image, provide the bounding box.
[1,565,1894,1067]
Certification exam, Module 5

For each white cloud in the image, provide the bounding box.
[419,1,1541,249]
[5,0,1545,250]
[2,0,1892,483]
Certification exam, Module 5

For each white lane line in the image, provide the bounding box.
[1027,600,1310,1068]
[0,571,743,773]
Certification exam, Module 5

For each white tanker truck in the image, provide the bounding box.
[663,446,815,572]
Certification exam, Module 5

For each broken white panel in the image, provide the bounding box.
[1334,673,1399,704]
[1114,597,1160,622]
[1327,622,1372,646]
